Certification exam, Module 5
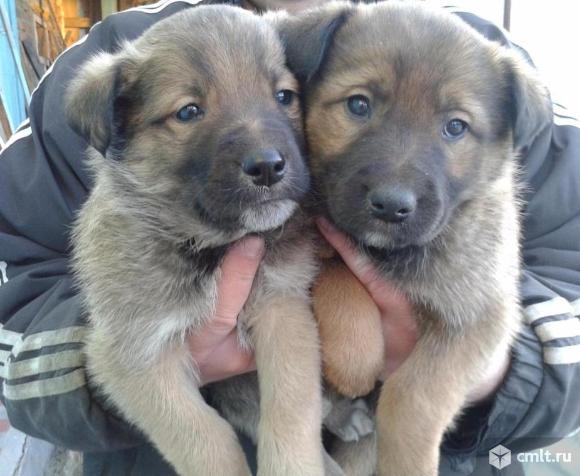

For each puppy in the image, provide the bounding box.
[278,2,551,475]
[66,6,326,475]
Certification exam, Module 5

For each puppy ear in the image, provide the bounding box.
[269,4,352,84]
[65,49,138,157]
[503,52,552,152]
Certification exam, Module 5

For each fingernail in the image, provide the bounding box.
[237,236,265,259]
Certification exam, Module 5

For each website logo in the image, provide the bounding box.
[489,445,512,470]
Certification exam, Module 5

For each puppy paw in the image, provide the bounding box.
[325,398,375,442]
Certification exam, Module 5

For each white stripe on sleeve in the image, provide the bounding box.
[524,297,574,324]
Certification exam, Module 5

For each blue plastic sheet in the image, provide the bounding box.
[0,0,29,132]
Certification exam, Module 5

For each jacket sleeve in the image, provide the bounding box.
[0,0,209,452]
[440,10,580,472]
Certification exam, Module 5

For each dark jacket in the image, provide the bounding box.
[1,1,579,475]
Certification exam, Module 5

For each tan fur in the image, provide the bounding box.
[67,6,327,475]
[332,433,377,476]
[313,260,383,397]
[249,297,325,473]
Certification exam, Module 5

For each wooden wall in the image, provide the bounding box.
[118,0,157,10]
[1,0,149,143]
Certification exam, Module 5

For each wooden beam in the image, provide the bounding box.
[0,98,12,145]
[503,0,511,31]
[64,16,91,28]
[16,0,45,90]
[44,0,67,51]
[101,0,118,17]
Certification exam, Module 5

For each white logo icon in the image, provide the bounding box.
[0,261,8,286]
[489,445,512,470]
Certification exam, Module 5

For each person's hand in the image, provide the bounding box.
[316,217,510,402]
[316,218,418,380]
[188,236,264,386]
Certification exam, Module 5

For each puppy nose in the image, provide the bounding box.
[368,187,417,223]
[241,150,286,186]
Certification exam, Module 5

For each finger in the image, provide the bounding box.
[190,236,264,359]
[316,217,404,311]
[316,218,419,378]
[381,317,419,378]
[198,332,257,386]
[213,235,265,326]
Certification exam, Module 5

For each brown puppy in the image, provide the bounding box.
[278,2,551,475]
[66,6,326,476]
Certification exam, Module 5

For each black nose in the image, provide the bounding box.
[241,150,286,187]
[368,186,417,223]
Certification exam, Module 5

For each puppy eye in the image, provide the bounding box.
[347,95,371,118]
[443,119,468,139]
[275,90,294,106]
[175,104,204,122]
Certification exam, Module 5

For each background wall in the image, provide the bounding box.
[427,0,580,116]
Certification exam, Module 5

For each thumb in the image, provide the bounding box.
[316,217,407,313]
[189,236,264,362]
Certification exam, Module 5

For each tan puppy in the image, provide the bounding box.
[66,6,326,476]
[278,2,551,475]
